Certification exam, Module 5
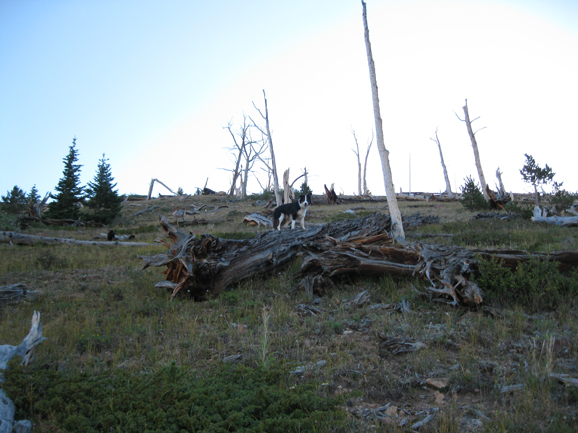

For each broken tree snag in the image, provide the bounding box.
[486,185,511,211]
[324,184,339,205]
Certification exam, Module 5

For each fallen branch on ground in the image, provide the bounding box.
[1,231,153,247]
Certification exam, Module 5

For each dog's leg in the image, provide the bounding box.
[290,219,296,230]
[277,214,284,231]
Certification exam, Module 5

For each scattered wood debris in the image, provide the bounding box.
[377,334,428,356]
[243,213,272,227]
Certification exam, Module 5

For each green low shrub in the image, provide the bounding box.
[474,255,578,311]
[2,360,346,433]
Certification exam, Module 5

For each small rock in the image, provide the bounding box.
[426,378,449,390]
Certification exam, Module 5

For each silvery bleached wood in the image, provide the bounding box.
[0,311,45,433]
[430,128,454,198]
[361,0,405,242]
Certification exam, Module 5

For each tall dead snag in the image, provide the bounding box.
[223,118,251,196]
[430,128,454,198]
[251,90,281,206]
[456,99,488,200]
[352,130,363,196]
[361,0,405,242]
[363,133,374,195]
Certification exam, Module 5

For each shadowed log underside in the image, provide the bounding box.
[139,214,578,304]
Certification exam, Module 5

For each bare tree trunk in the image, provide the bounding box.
[430,128,454,198]
[252,90,281,206]
[363,133,374,195]
[283,168,291,203]
[361,0,405,242]
[461,99,489,200]
[352,130,362,196]
[496,167,506,195]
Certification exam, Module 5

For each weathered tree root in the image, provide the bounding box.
[140,213,578,305]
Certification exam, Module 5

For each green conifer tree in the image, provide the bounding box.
[84,154,123,224]
[1,186,28,214]
[28,184,41,204]
[46,138,84,219]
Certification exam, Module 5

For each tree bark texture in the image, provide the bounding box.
[139,214,578,304]
[361,0,405,242]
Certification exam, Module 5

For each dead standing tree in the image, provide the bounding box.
[456,99,489,200]
[241,133,268,199]
[352,130,374,196]
[361,0,405,242]
[223,116,254,197]
[430,128,454,198]
[251,90,282,206]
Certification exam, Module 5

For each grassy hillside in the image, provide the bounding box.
[1,194,578,432]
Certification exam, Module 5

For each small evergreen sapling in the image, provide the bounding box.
[459,176,489,211]
[46,138,84,219]
[84,154,123,224]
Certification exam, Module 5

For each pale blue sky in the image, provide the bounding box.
[1,0,577,198]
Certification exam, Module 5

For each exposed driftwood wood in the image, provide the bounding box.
[1,231,153,247]
[243,213,272,227]
[0,284,36,307]
[132,205,160,217]
[532,206,578,227]
[0,311,45,433]
[140,212,578,304]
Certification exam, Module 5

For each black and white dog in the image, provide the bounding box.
[272,193,312,230]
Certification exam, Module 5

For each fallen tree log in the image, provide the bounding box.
[532,206,578,227]
[16,216,105,228]
[140,212,578,304]
[1,231,153,247]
